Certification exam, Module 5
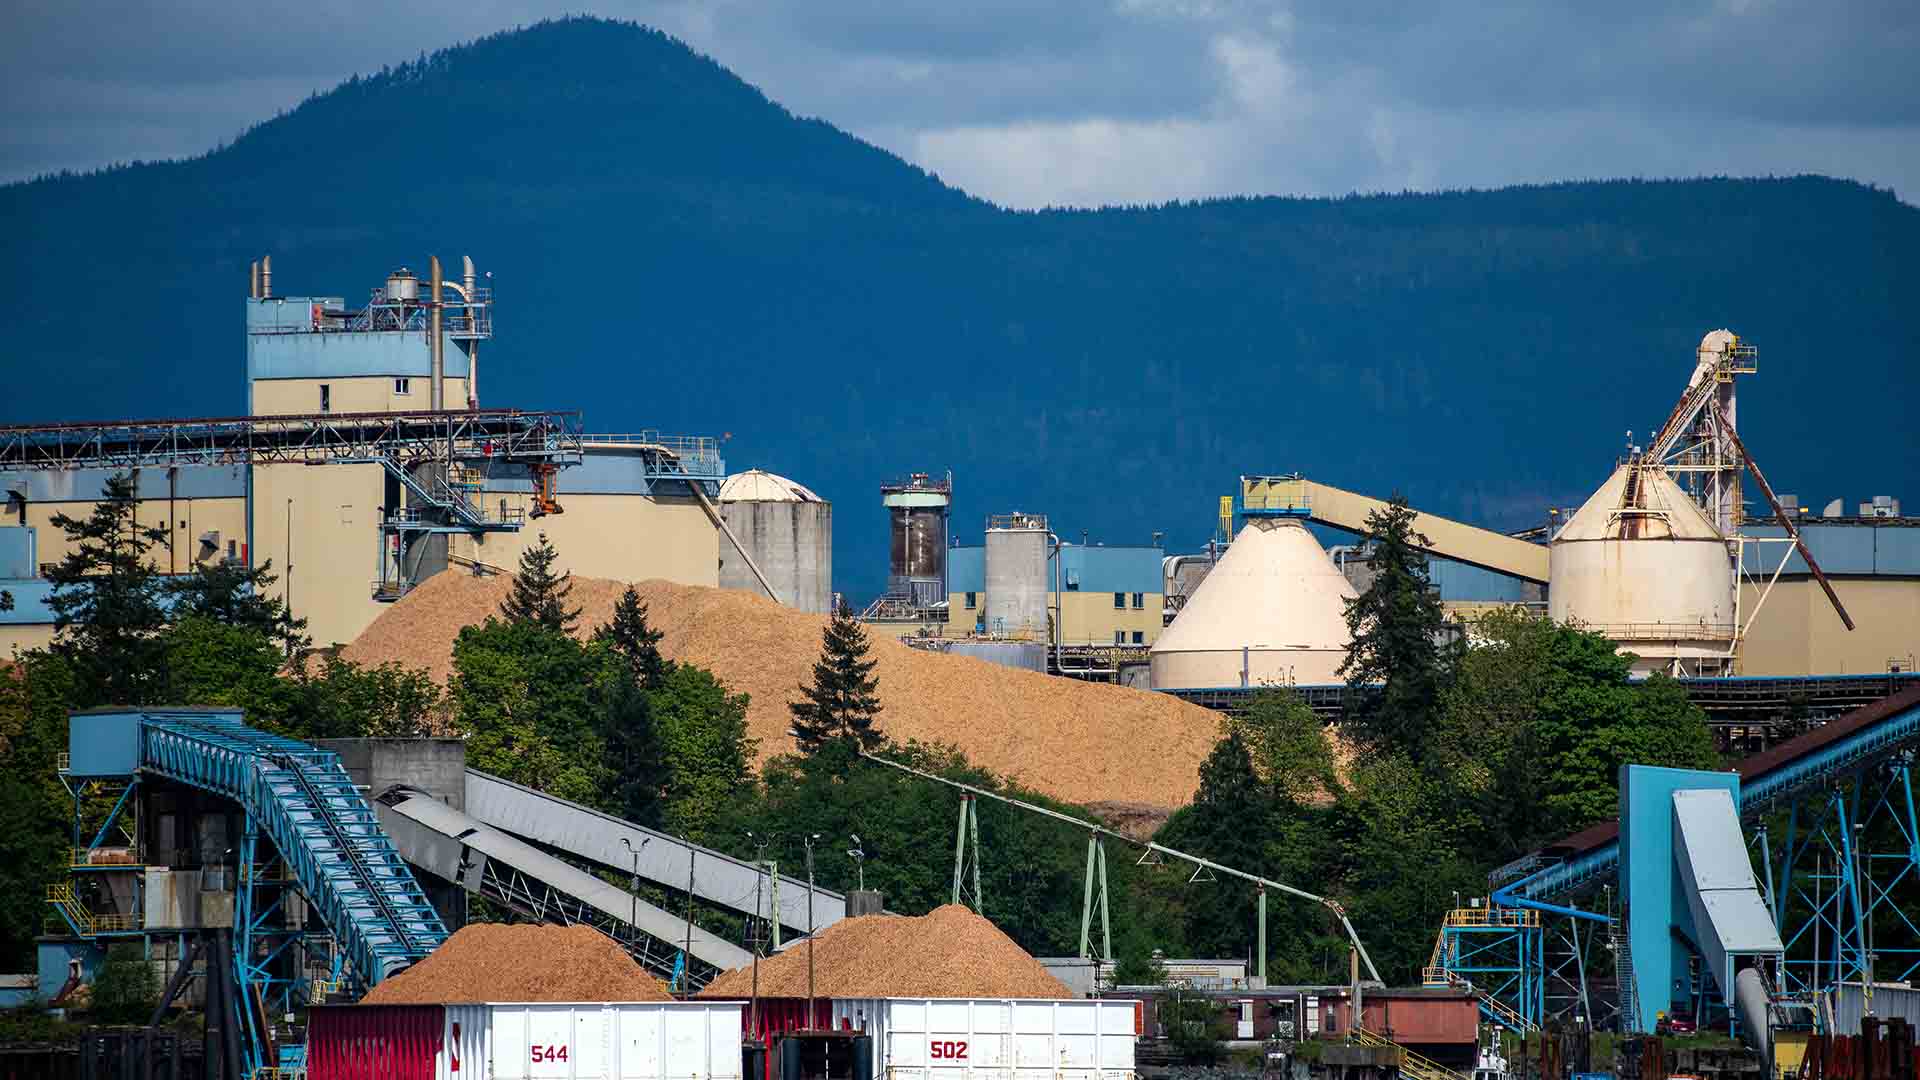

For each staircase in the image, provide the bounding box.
[379,459,522,532]
[1611,914,1641,1033]
[138,713,447,986]
[1352,1027,1469,1080]
[45,881,138,936]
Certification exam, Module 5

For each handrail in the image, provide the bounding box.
[1352,1027,1468,1080]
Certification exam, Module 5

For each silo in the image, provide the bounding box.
[1549,462,1735,676]
[882,472,951,607]
[717,469,833,614]
[1149,517,1356,690]
[984,512,1050,639]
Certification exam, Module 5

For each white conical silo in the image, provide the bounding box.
[1548,462,1736,676]
[1148,517,1357,689]
[717,469,833,614]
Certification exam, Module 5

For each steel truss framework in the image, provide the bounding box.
[472,858,720,990]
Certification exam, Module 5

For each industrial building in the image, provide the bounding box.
[715,468,834,614]
[0,256,864,655]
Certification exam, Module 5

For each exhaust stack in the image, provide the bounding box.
[462,256,478,409]
[260,255,272,299]
[429,256,444,411]
[249,260,260,299]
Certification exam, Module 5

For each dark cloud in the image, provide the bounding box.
[2,0,1914,205]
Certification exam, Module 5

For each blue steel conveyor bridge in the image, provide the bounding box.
[54,709,448,1077]
[1449,685,1920,1033]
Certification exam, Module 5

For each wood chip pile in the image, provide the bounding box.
[341,573,1224,807]
[360,924,674,1004]
[698,904,1070,1000]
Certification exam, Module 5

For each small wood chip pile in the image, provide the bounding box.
[361,923,674,1004]
[341,572,1225,807]
[698,905,1070,1000]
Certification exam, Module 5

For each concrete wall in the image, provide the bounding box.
[1738,577,1920,675]
[718,500,832,613]
[455,491,718,588]
[251,374,467,417]
[316,738,467,809]
[251,460,390,647]
[948,589,1166,645]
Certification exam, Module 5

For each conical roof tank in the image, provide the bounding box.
[1149,517,1356,690]
[1548,462,1735,676]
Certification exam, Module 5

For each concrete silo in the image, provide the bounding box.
[717,469,833,614]
[1148,517,1357,690]
[984,512,1050,639]
[1549,462,1736,676]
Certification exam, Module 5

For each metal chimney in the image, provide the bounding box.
[429,256,444,411]
[260,255,272,299]
[462,256,478,409]
[249,260,260,299]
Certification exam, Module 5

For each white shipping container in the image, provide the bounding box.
[436,1001,745,1080]
[827,997,1137,1080]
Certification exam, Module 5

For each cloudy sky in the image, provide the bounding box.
[5,1,1915,207]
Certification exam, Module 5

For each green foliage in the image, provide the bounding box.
[1158,987,1229,1065]
[1110,942,1168,987]
[289,654,443,740]
[1230,689,1340,803]
[499,532,581,633]
[45,473,171,707]
[452,617,606,803]
[89,944,157,1024]
[1338,496,1458,757]
[601,674,667,828]
[166,558,309,656]
[788,612,883,757]
[595,587,671,690]
[650,664,755,843]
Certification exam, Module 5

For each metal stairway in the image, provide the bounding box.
[138,713,447,986]
[1351,1027,1468,1080]
[1611,913,1641,1033]
[378,459,521,533]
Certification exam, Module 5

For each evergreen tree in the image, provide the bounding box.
[595,586,671,690]
[167,558,310,656]
[1337,495,1457,758]
[788,611,882,755]
[499,532,581,633]
[602,675,666,826]
[45,474,171,706]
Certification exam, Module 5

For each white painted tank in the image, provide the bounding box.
[717,469,833,614]
[1549,463,1736,676]
[1148,517,1356,690]
[984,513,1050,640]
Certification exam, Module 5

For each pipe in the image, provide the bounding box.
[429,256,444,411]
[249,261,259,299]
[260,255,271,299]
[464,256,479,410]
[1734,966,1773,1068]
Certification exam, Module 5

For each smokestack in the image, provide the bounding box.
[250,261,260,299]
[429,256,444,411]
[260,255,272,299]
[462,256,478,409]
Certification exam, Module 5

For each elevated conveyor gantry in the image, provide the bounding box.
[1248,476,1550,583]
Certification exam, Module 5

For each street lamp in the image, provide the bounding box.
[619,837,648,939]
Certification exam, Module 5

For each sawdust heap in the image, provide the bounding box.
[361,923,674,1004]
[698,905,1070,1000]
[342,572,1223,807]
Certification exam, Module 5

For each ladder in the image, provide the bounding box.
[1612,915,1641,1033]
[1352,1027,1469,1080]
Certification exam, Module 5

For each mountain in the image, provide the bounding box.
[3,17,1915,599]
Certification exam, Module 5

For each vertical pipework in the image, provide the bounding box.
[260,255,271,299]
[429,256,444,411]
[249,261,260,299]
[462,256,478,409]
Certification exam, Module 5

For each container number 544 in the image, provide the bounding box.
[530,1045,570,1063]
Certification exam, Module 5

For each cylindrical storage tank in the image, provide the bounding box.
[984,513,1049,640]
[1149,518,1356,690]
[386,268,419,303]
[717,470,833,614]
[882,474,951,607]
[1549,463,1736,677]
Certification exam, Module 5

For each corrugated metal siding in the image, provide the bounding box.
[1828,983,1920,1035]
[1429,556,1531,602]
[947,547,985,594]
[1739,523,1920,576]
[0,464,247,503]
[441,1005,489,1080]
[0,527,33,579]
[307,1004,446,1080]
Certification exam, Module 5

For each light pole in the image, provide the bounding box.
[619,837,648,943]
[804,833,820,1016]
[848,834,865,892]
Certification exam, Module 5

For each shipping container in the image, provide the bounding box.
[825,997,1138,1079]
[307,1001,746,1080]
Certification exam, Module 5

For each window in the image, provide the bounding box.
[319,384,331,413]
[1114,630,1126,645]
[1113,591,1126,609]
[964,591,977,610]
[1131,592,1145,609]
[1132,630,1145,644]
[394,377,411,395]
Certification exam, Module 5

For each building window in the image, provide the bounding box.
[394,377,411,395]
[1131,592,1145,609]
[1113,591,1125,609]
[964,591,977,610]
[1114,630,1125,645]
[319,384,331,413]
[1132,630,1145,644]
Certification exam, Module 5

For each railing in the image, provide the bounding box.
[986,512,1049,531]
[70,847,139,868]
[56,752,70,772]
[1443,906,1540,928]
[1351,1028,1466,1080]
[1241,475,1312,516]
[1582,621,1737,642]
[45,882,140,935]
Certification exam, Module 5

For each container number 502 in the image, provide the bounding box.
[930,1040,969,1060]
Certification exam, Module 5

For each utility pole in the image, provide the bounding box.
[619,836,647,939]
[804,834,820,1018]
[682,845,697,999]
[748,832,767,1045]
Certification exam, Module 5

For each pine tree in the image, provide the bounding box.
[45,474,171,706]
[499,532,581,633]
[788,611,883,755]
[594,586,671,690]
[1337,495,1457,757]
[167,558,310,656]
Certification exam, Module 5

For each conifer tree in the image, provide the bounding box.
[45,473,171,705]
[594,586,671,690]
[167,558,310,656]
[788,611,883,755]
[1337,494,1457,757]
[499,532,581,633]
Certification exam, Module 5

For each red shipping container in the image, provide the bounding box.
[308,1004,446,1080]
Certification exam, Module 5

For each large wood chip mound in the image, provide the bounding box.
[361,923,674,1004]
[699,904,1070,1000]
[342,573,1224,807]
